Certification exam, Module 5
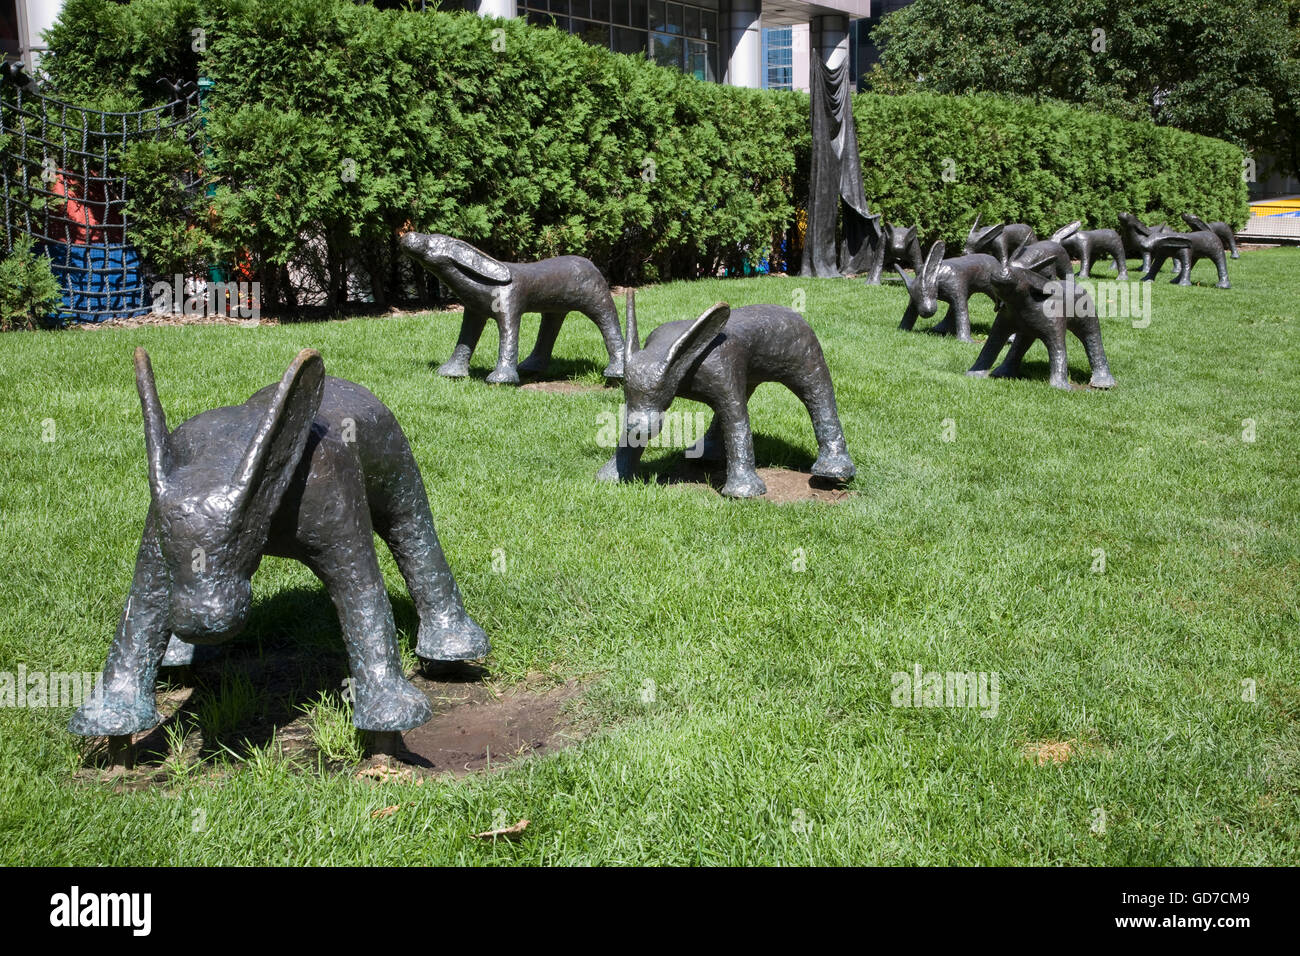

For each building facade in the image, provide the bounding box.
[6,1,873,90]
[2,0,60,67]
[461,0,869,89]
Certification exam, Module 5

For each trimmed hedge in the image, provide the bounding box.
[852,92,1249,249]
[34,0,1247,310]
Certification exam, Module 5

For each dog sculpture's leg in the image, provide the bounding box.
[589,295,627,380]
[438,310,488,378]
[486,308,522,385]
[899,301,920,332]
[1068,314,1116,389]
[302,469,432,732]
[518,312,565,376]
[1213,250,1231,289]
[69,509,171,737]
[784,361,854,483]
[716,395,765,499]
[372,450,489,664]
[990,328,1034,380]
[967,309,1015,376]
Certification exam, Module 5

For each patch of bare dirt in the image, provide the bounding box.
[73,642,590,788]
[75,312,277,330]
[1022,736,1107,765]
[399,675,585,776]
[661,462,854,504]
[519,380,609,394]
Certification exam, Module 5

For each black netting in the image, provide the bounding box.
[0,70,203,323]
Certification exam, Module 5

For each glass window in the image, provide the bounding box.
[650,31,683,70]
[527,9,553,26]
[591,0,611,21]
[614,27,647,55]
[550,0,570,15]
[649,0,666,31]
[569,0,590,18]
[610,0,630,23]
[684,7,699,38]
[700,10,715,41]
[667,3,683,33]
[573,19,610,47]
[631,0,648,30]
[686,38,716,82]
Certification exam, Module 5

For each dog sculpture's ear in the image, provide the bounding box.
[1022,252,1064,292]
[1129,215,1151,237]
[1181,213,1213,234]
[968,213,981,239]
[1002,228,1029,268]
[894,263,914,292]
[427,235,511,285]
[135,348,171,502]
[904,225,918,245]
[230,349,325,554]
[660,302,729,397]
[1151,234,1193,252]
[1050,220,1082,243]
[917,240,945,296]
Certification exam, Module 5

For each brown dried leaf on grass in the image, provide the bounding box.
[356,762,418,783]
[472,819,530,840]
[1023,739,1086,765]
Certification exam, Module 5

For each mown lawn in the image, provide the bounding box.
[0,250,1297,865]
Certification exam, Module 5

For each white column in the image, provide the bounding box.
[723,0,762,89]
[811,13,849,73]
[476,0,517,19]
[19,0,64,70]
[791,23,811,92]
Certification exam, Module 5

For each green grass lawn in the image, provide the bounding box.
[1,250,1297,865]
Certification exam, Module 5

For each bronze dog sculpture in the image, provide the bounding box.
[399,230,625,385]
[70,349,487,739]
[597,292,854,498]
[967,240,1116,390]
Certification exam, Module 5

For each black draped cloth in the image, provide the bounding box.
[801,55,881,278]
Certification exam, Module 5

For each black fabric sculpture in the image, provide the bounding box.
[802,54,882,278]
[596,292,855,498]
[1062,228,1129,279]
[967,238,1116,390]
[69,349,486,739]
[896,242,1001,343]
[399,231,625,385]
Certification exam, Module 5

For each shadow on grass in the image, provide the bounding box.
[85,584,483,770]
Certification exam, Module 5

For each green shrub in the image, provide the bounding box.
[851,92,1249,248]
[34,0,1246,307]
[0,238,62,331]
